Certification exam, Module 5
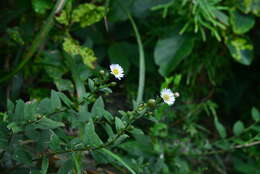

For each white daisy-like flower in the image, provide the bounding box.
[110,64,124,80]
[160,88,175,105]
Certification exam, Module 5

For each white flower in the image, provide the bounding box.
[110,64,124,80]
[160,88,175,105]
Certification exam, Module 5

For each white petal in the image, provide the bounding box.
[160,88,175,105]
[110,64,124,80]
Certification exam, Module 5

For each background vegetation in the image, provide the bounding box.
[0,0,260,173]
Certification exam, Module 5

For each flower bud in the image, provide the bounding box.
[110,82,117,86]
[147,99,156,107]
[99,70,105,75]
[174,92,180,97]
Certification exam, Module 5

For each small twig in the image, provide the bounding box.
[191,140,260,156]
[234,140,260,149]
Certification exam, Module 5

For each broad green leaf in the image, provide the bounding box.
[101,148,136,174]
[214,116,227,138]
[230,10,255,34]
[49,130,63,151]
[251,107,260,122]
[55,79,74,92]
[71,3,106,27]
[83,119,103,147]
[7,99,14,114]
[226,36,254,65]
[24,101,38,121]
[103,123,115,138]
[7,122,22,133]
[31,0,52,14]
[43,50,67,79]
[63,37,96,69]
[103,110,114,123]
[57,92,73,108]
[239,0,260,16]
[40,156,49,174]
[37,98,53,114]
[108,42,137,73]
[99,87,112,94]
[14,100,25,121]
[88,78,95,92]
[115,117,125,132]
[91,97,105,119]
[51,90,62,111]
[113,134,129,146]
[233,121,245,136]
[12,147,32,165]
[35,117,65,130]
[132,0,171,18]
[108,0,134,22]
[154,31,194,76]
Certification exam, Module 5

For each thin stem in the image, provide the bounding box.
[190,140,260,156]
[128,14,145,108]
[0,0,67,83]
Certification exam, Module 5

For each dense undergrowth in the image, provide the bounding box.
[0,0,260,173]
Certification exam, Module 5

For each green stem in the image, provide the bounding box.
[128,14,145,108]
[0,0,67,83]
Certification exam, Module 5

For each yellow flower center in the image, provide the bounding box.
[163,94,170,101]
[112,69,119,75]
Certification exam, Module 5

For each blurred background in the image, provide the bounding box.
[0,0,260,173]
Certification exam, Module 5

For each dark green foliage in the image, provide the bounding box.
[0,0,260,173]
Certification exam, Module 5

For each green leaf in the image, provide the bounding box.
[115,117,125,132]
[108,42,136,73]
[108,0,134,22]
[99,87,112,94]
[239,0,260,16]
[154,31,194,76]
[103,123,115,138]
[37,98,53,114]
[32,0,52,14]
[132,0,169,18]
[71,3,106,27]
[230,10,255,34]
[226,36,254,65]
[24,101,38,121]
[7,122,22,133]
[251,107,260,122]
[101,148,136,174]
[55,79,74,92]
[103,111,114,123]
[72,153,81,174]
[113,134,129,146]
[43,50,67,79]
[83,119,103,147]
[35,117,65,130]
[12,147,32,165]
[91,97,105,119]
[14,99,25,121]
[88,78,95,92]
[7,99,14,114]
[49,130,63,151]
[51,90,62,111]
[40,156,49,174]
[233,121,245,136]
[214,116,227,138]
[57,92,73,108]
[63,37,96,69]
